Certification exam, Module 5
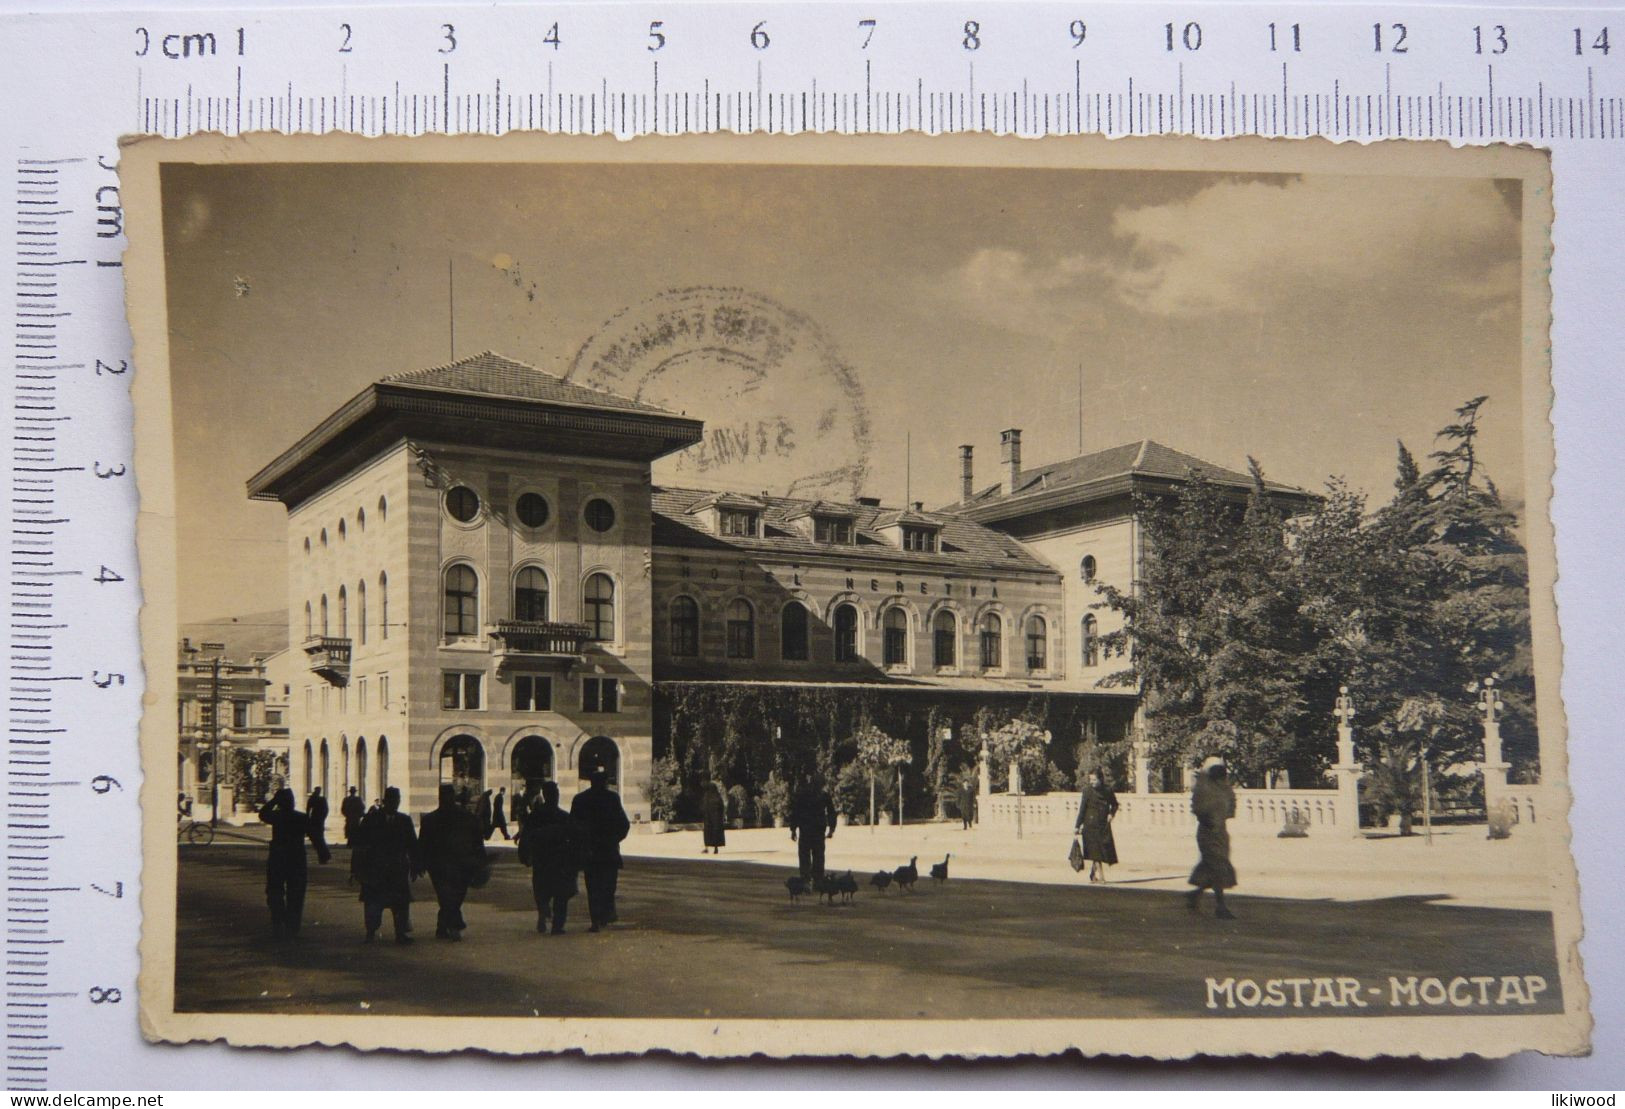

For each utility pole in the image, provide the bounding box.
[201,641,226,826]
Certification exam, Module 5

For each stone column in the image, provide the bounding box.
[1478,677,1510,819]
[1331,685,1364,837]
[1133,740,1151,796]
[976,739,991,801]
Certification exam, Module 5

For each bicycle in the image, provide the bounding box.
[178,817,214,846]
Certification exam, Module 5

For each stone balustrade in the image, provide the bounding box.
[981,787,1355,835]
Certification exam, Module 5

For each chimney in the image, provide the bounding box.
[912,501,924,512]
[959,445,974,502]
[1000,428,1023,491]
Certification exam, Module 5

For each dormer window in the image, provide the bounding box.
[720,508,760,538]
[902,526,938,553]
[814,516,854,544]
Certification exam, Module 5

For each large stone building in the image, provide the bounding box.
[176,638,290,816]
[248,352,1312,820]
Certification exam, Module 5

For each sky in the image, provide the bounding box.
[162,158,1526,625]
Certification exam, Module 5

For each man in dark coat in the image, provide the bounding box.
[1186,758,1238,919]
[789,774,837,882]
[521,781,579,934]
[510,785,532,832]
[699,780,727,854]
[340,787,366,845]
[958,777,977,830]
[306,787,329,840]
[418,784,486,940]
[569,766,630,932]
[351,786,419,943]
[491,786,511,841]
[258,788,331,938]
[475,789,495,841]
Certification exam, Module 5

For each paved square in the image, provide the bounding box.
[175,845,1563,1020]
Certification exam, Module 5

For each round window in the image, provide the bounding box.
[515,492,550,529]
[446,486,481,523]
[584,498,616,533]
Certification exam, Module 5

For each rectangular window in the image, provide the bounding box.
[514,674,553,711]
[720,509,759,537]
[338,686,348,714]
[379,673,390,708]
[178,700,185,729]
[321,687,330,716]
[814,517,853,544]
[357,677,368,714]
[232,701,249,729]
[264,709,283,727]
[442,671,483,710]
[582,677,620,714]
[884,626,908,666]
[902,527,938,553]
[305,687,314,717]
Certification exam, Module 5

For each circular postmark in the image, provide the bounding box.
[569,287,871,501]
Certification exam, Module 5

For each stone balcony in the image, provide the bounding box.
[488,620,591,669]
[302,635,351,685]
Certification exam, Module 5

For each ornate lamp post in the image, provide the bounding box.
[1331,685,1365,837]
[1478,675,1510,822]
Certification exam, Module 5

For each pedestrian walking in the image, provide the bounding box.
[569,766,630,932]
[1074,768,1120,883]
[306,787,329,838]
[700,779,727,854]
[418,784,486,941]
[491,786,511,841]
[257,788,331,939]
[789,773,836,882]
[475,788,495,840]
[510,785,531,831]
[340,786,365,845]
[351,786,420,943]
[1186,757,1238,919]
[520,780,580,934]
[958,777,977,830]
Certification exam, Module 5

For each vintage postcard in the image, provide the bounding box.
[122,132,1588,1059]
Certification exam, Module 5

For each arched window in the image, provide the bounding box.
[726,599,756,659]
[357,581,367,645]
[1081,555,1098,582]
[376,736,389,793]
[579,736,621,786]
[341,737,350,794]
[511,735,555,793]
[320,528,328,548]
[438,735,484,805]
[377,495,387,523]
[319,594,329,637]
[301,740,313,796]
[514,567,550,622]
[337,585,348,639]
[1081,615,1099,668]
[443,564,479,637]
[1025,614,1048,672]
[318,739,331,799]
[338,518,347,542]
[834,604,860,662]
[303,537,311,556]
[583,573,615,641]
[378,572,389,640]
[669,596,700,657]
[355,738,368,804]
[781,602,810,661]
[933,610,957,668]
[357,507,366,533]
[304,601,313,640]
[883,607,909,666]
[979,613,1003,669]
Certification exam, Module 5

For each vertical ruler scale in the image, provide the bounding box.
[0,2,1620,1087]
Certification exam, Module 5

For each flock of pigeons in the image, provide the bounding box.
[783,854,952,906]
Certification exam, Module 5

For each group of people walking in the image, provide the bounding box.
[1069,757,1239,917]
[257,766,631,943]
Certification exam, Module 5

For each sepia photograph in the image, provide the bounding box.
[123,132,1586,1059]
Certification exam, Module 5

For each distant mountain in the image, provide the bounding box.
[179,610,288,660]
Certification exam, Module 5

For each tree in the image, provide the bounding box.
[980,716,1051,791]
[853,723,910,824]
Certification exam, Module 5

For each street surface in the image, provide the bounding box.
[175,841,1563,1019]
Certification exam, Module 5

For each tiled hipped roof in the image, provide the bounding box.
[651,487,1053,576]
[951,439,1309,509]
[383,351,679,417]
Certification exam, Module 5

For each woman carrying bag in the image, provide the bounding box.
[1073,768,1120,883]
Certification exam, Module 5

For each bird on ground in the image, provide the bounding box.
[785,875,808,902]
[893,856,918,891]
[814,872,841,905]
[869,869,892,893]
[835,871,858,904]
[930,853,951,885]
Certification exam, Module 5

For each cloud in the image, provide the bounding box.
[934,174,1520,329]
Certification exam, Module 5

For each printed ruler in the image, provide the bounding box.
[2,0,1621,1089]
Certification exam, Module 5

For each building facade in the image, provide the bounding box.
[176,639,289,816]
[248,352,1312,820]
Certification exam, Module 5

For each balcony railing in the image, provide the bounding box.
[489,620,591,666]
[302,635,351,685]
